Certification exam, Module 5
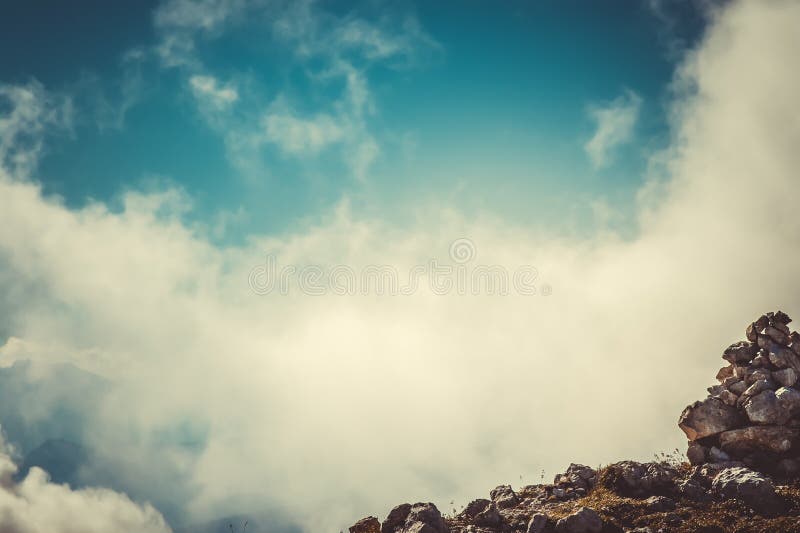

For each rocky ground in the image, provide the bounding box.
[348,311,800,532]
[348,459,800,532]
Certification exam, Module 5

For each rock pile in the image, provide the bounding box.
[679,311,800,475]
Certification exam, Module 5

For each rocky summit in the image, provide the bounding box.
[349,311,800,533]
[679,311,800,475]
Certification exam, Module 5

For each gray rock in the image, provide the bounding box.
[401,503,448,533]
[711,466,784,515]
[716,390,738,406]
[678,398,741,441]
[773,368,798,387]
[601,461,677,496]
[745,370,773,386]
[729,380,748,395]
[776,386,800,416]
[766,326,790,345]
[554,507,602,533]
[707,384,725,396]
[738,379,776,407]
[461,499,490,518]
[554,463,597,491]
[473,504,502,528]
[723,341,758,364]
[527,513,547,533]
[768,346,800,370]
[744,390,790,425]
[489,485,518,509]
[719,425,799,456]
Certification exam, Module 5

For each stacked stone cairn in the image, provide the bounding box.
[679,310,800,476]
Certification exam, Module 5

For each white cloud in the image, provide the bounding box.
[584,89,642,169]
[0,433,171,533]
[189,75,239,110]
[0,82,72,179]
[262,105,343,155]
[1,1,800,532]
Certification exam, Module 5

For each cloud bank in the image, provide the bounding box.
[0,1,799,531]
[0,434,171,533]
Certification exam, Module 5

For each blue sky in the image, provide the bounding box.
[1,0,707,240]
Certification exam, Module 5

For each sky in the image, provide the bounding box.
[1,0,800,532]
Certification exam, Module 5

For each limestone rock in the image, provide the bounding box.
[679,398,741,440]
[711,466,784,515]
[350,516,381,533]
[744,390,790,425]
[719,425,799,456]
[554,507,602,533]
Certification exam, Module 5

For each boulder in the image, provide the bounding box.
[350,516,381,533]
[744,390,790,425]
[719,425,799,456]
[678,398,741,440]
[711,466,784,515]
[554,507,602,533]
